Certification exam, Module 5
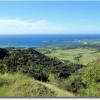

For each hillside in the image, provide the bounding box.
[61,62,100,97]
[37,46,100,97]
[0,47,99,97]
[0,73,73,97]
[0,48,84,81]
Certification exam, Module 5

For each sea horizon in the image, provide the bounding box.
[0,34,100,48]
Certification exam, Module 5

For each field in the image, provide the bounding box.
[37,46,100,65]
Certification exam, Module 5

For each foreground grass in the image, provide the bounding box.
[63,63,100,97]
[0,73,73,97]
[36,80,73,97]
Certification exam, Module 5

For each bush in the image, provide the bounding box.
[64,62,100,96]
[0,63,8,74]
[0,48,8,59]
[21,64,49,82]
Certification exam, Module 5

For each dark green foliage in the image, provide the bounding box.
[23,64,49,82]
[59,63,84,78]
[74,54,82,64]
[0,48,8,59]
[69,78,86,93]
[0,48,84,82]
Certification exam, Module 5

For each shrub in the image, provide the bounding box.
[0,48,9,59]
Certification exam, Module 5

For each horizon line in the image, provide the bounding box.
[0,33,100,35]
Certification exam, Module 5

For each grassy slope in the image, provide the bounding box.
[37,46,100,97]
[44,48,100,65]
[63,63,100,97]
[0,73,73,97]
[36,80,73,97]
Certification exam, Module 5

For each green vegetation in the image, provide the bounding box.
[37,45,100,97]
[37,46,100,65]
[0,48,83,81]
[0,44,100,97]
[62,62,100,97]
[0,73,73,97]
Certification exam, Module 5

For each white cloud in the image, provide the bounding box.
[0,18,99,34]
[0,19,66,34]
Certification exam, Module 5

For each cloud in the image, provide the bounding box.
[0,18,99,34]
[0,19,47,34]
[0,19,66,34]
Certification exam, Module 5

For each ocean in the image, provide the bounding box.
[0,34,100,47]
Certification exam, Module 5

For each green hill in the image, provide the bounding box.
[63,62,100,97]
[0,73,73,97]
[0,47,99,97]
[0,48,83,82]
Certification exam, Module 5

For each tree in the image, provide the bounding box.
[0,48,9,59]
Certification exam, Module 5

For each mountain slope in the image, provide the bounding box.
[36,80,73,97]
[63,62,100,97]
[0,73,73,97]
[0,48,84,82]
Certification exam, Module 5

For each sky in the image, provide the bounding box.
[0,1,100,34]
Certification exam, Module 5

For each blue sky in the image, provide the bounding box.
[0,1,100,34]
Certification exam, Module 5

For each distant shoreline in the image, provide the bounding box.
[0,34,100,48]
